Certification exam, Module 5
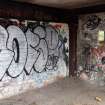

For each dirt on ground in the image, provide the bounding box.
[0,77,105,105]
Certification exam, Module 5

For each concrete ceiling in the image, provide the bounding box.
[13,0,105,9]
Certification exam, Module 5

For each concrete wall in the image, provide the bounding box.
[77,12,105,85]
[0,18,69,98]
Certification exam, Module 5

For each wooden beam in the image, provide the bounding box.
[0,1,78,23]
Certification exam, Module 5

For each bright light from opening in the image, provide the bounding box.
[98,30,104,42]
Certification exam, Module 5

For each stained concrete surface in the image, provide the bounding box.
[0,77,105,105]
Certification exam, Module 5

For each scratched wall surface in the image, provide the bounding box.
[0,18,69,98]
[77,13,105,84]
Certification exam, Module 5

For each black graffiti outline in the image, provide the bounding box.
[45,25,63,71]
[46,25,59,50]
[24,28,40,75]
[12,38,20,63]
[83,15,101,30]
[33,38,49,73]
[5,25,28,78]
[0,23,68,81]
[24,25,48,74]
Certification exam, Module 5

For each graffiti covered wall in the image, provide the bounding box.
[0,18,69,98]
[77,13,105,84]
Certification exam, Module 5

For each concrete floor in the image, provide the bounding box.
[0,77,105,105]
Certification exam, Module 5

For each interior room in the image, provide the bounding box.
[0,0,105,105]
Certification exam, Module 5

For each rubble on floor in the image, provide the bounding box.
[0,77,105,105]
